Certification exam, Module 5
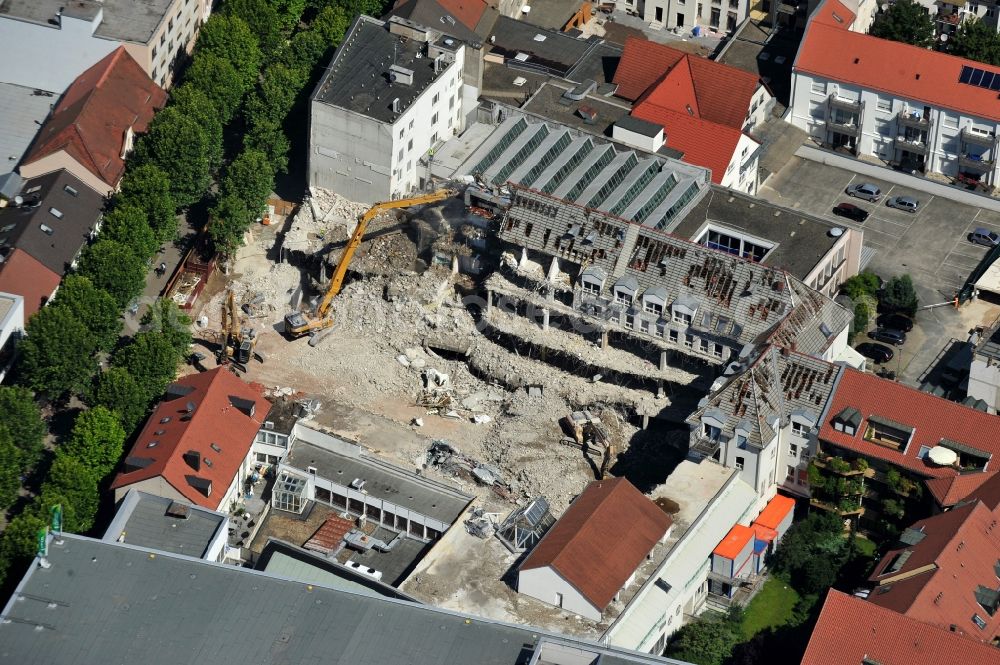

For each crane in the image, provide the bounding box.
[284,188,457,338]
[219,290,256,366]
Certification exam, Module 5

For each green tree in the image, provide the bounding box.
[76,240,147,309]
[40,453,100,532]
[221,149,274,213]
[208,194,253,255]
[0,385,47,464]
[880,274,919,316]
[0,511,48,562]
[197,14,264,88]
[114,331,183,401]
[950,17,1000,66]
[840,271,880,300]
[184,52,249,124]
[870,0,935,47]
[63,406,127,478]
[89,367,149,433]
[50,275,122,352]
[140,298,192,357]
[850,301,869,340]
[133,107,212,208]
[287,5,349,69]
[224,0,285,54]
[666,613,742,665]
[100,204,159,259]
[117,164,177,242]
[17,306,98,399]
[0,427,22,509]
[168,85,225,172]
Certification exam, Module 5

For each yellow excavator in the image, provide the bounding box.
[284,188,456,338]
[220,290,256,366]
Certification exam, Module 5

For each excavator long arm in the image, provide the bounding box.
[284,188,456,338]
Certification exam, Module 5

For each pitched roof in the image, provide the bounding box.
[0,248,61,318]
[519,477,671,611]
[111,368,271,509]
[925,471,996,508]
[0,170,104,276]
[795,20,1000,123]
[819,367,1000,479]
[389,0,492,41]
[958,470,1000,510]
[21,47,166,189]
[866,501,1000,640]
[753,494,795,530]
[802,589,1000,665]
[615,37,761,129]
[713,524,754,559]
[811,0,856,27]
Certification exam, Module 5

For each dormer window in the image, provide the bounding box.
[864,415,913,451]
[831,407,861,436]
[614,275,639,306]
[673,311,692,325]
[580,266,606,296]
[643,286,667,316]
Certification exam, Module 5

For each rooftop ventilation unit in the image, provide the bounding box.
[165,501,190,519]
[350,478,366,490]
[389,64,414,86]
[391,97,401,113]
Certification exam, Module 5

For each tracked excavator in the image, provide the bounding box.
[284,188,456,339]
[219,290,256,366]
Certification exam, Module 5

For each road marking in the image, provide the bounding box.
[867,215,910,229]
[972,209,982,225]
[942,260,983,271]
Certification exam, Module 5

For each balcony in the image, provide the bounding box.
[897,110,929,130]
[959,152,995,170]
[894,136,928,155]
[827,117,860,136]
[962,127,996,147]
[690,435,722,458]
[828,93,861,111]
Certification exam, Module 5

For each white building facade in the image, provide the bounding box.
[310,16,476,204]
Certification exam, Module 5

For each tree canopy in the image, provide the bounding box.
[168,85,225,172]
[880,274,919,316]
[186,52,252,124]
[76,240,148,309]
[209,194,253,255]
[116,164,177,241]
[40,452,100,532]
[89,367,149,433]
[17,306,98,399]
[197,14,264,89]
[224,0,285,54]
[114,331,184,402]
[0,385,47,463]
[0,427,22,509]
[133,107,212,208]
[50,275,122,353]
[140,299,193,357]
[666,609,744,665]
[950,17,1000,66]
[100,204,159,259]
[870,0,935,47]
[62,406,127,479]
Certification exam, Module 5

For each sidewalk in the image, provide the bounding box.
[795,144,1000,213]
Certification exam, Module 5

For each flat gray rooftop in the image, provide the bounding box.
[0,535,682,665]
[284,440,472,524]
[103,491,225,559]
[0,83,54,168]
[0,0,173,44]
[488,16,599,76]
[670,185,841,280]
[565,41,622,85]
[313,15,454,124]
[522,81,631,139]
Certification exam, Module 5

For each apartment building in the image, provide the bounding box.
[609,0,750,34]
[309,15,474,203]
[790,0,1000,189]
[0,0,210,92]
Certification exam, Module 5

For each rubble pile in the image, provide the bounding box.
[426,440,515,500]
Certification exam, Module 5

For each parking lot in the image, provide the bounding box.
[760,156,1000,384]
[760,156,1000,300]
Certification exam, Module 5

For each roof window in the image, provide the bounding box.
[39,224,54,235]
[146,441,158,448]
[48,207,63,219]
[63,184,78,197]
[160,416,172,424]
[210,443,221,453]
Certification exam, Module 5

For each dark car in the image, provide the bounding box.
[877,313,913,332]
[869,328,906,345]
[856,343,894,363]
[833,202,870,222]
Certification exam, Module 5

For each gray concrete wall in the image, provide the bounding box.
[309,103,393,203]
[518,566,602,620]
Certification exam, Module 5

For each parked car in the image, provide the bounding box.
[886,196,919,213]
[832,202,870,222]
[856,342,894,363]
[970,227,1000,247]
[846,183,882,202]
[877,313,913,332]
[869,328,906,345]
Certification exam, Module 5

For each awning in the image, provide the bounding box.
[834,344,866,370]
[975,260,1000,295]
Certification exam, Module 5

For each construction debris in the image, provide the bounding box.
[426,440,513,500]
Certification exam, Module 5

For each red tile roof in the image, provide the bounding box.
[866,501,1000,641]
[614,37,761,130]
[819,368,1000,480]
[959,470,1000,510]
[111,367,271,510]
[811,0,856,27]
[304,514,355,555]
[802,589,999,665]
[520,477,671,611]
[630,101,747,184]
[753,494,795,530]
[22,47,166,189]
[713,524,754,559]
[437,0,488,31]
[0,249,61,318]
[796,21,1000,123]
[925,471,995,508]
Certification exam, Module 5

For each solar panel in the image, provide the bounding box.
[972,68,985,86]
[991,76,1000,91]
[982,72,995,89]
[960,65,974,83]
[957,64,1000,90]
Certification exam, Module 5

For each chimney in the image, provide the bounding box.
[392,97,401,114]
[183,449,201,471]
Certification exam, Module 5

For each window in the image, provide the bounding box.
[703,423,721,440]
[876,97,891,113]
[791,421,807,436]
[713,343,724,358]
[48,207,63,219]
[735,456,745,470]
[736,434,747,448]
[615,290,632,305]
[684,334,694,348]
[972,613,987,630]
[449,95,455,110]
[432,92,440,104]
[786,465,795,481]
[582,280,600,295]
[669,329,679,343]
[656,322,665,338]
[644,301,663,316]
[673,311,692,325]
[624,314,635,330]
[811,80,825,95]
[432,112,439,125]
[408,138,413,152]
[864,417,911,450]
[699,339,709,353]
[943,114,959,129]
[789,443,798,457]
